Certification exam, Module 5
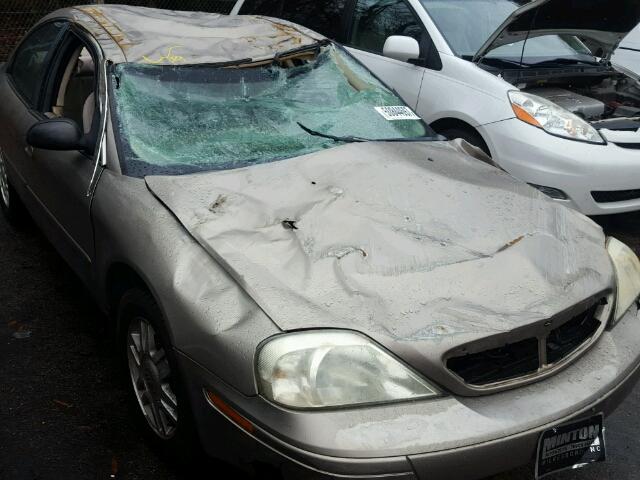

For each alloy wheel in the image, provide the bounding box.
[127,317,178,439]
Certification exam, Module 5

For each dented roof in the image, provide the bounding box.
[43,4,324,65]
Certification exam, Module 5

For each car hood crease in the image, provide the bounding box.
[146,140,613,346]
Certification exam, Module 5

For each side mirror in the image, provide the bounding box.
[383,36,421,64]
[26,118,86,151]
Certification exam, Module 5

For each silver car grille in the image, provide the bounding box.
[446,298,610,389]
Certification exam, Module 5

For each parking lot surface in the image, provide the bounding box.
[1,212,639,480]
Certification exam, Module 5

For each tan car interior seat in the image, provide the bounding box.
[51,48,96,134]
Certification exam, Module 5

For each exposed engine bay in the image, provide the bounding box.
[496,65,640,130]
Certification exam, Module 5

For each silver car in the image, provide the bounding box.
[1,5,640,480]
[615,24,640,73]
[233,0,640,216]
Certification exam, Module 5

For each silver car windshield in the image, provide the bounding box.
[112,44,429,176]
[421,0,594,62]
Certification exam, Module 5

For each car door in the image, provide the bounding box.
[21,30,103,284]
[0,21,66,212]
[344,0,428,109]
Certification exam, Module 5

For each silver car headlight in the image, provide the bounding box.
[257,330,439,409]
[607,237,640,323]
[508,91,605,144]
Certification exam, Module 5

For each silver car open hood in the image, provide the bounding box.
[619,24,640,52]
[146,140,613,353]
[473,0,640,62]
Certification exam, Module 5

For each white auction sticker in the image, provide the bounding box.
[375,106,421,121]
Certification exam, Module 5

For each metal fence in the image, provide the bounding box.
[0,0,238,61]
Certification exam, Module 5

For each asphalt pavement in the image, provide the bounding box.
[1,211,639,480]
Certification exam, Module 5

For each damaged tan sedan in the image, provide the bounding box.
[1,5,640,480]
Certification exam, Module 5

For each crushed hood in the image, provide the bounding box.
[473,0,640,62]
[146,140,613,355]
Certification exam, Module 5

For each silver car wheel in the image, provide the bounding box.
[127,317,178,440]
[0,150,10,209]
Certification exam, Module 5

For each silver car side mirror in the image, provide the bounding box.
[383,36,421,64]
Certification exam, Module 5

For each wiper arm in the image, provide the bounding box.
[297,122,367,143]
[527,58,600,67]
[481,57,532,68]
[298,122,441,143]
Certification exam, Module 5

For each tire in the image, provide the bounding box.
[118,289,202,463]
[439,128,491,157]
[0,150,26,225]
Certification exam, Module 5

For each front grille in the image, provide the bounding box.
[546,304,601,363]
[447,301,604,387]
[447,338,539,386]
[592,189,640,203]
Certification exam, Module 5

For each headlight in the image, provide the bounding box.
[257,330,439,409]
[508,91,605,144]
[607,237,640,323]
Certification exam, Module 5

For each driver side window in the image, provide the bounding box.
[10,21,65,106]
[349,0,424,54]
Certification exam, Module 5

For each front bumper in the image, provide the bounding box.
[479,118,640,216]
[177,305,640,480]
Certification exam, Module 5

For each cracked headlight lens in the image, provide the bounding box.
[508,91,605,144]
[607,237,640,323]
[257,330,439,409]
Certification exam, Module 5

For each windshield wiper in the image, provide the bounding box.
[477,57,530,69]
[297,122,367,143]
[297,122,441,144]
[526,58,601,67]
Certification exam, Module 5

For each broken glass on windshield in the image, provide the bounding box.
[112,44,430,176]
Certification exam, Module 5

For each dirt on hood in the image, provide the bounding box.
[146,140,613,352]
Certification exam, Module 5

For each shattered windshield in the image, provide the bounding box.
[112,44,430,176]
